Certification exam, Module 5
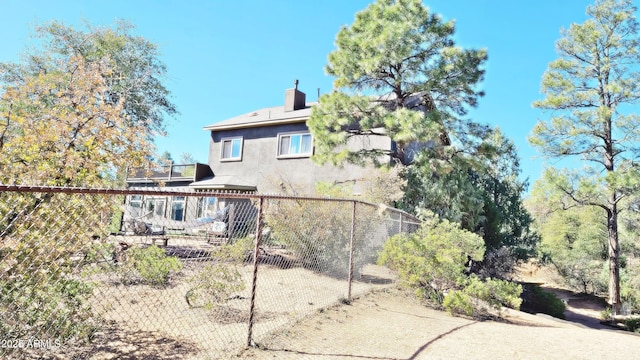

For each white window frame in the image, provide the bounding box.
[197,197,218,218]
[277,132,313,158]
[144,197,166,218]
[128,195,143,218]
[170,196,186,221]
[130,195,143,208]
[220,137,243,161]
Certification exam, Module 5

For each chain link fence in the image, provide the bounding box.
[0,185,420,359]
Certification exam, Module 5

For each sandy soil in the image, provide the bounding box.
[16,244,639,360]
[239,288,640,360]
[20,241,395,360]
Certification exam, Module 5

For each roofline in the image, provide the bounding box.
[190,183,257,191]
[203,115,308,132]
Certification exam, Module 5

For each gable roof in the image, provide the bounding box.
[203,102,317,131]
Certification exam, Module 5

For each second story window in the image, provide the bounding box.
[221,137,243,161]
[278,132,313,158]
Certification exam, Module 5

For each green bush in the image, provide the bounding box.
[461,276,523,309]
[443,276,522,317]
[522,285,566,320]
[442,290,475,316]
[621,264,640,314]
[379,212,524,318]
[378,212,484,303]
[186,263,245,309]
[82,242,116,275]
[211,236,253,263]
[265,196,378,278]
[624,317,640,333]
[600,307,613,321]
[186,240,249,309]
[0,192,112,348]
[119,245,182,286]
[0,277,97,343]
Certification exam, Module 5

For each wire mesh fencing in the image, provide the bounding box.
[0,185,420,359]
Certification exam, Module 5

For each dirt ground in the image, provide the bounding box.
[239,263,640,360]
[17,246,640,360]
[22,244,395,360]
[238,287,640,360]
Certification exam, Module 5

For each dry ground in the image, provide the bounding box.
[239,263,640,360]
[239,288,640,360]
[16,241,639,360]
[17,237,395,360]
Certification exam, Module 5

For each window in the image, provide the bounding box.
[197,197,218,218]
[221,137,243,161]
[129,195,143,218]
[170,196,186,221]
[278,133,312,158]
[144,197,166,218]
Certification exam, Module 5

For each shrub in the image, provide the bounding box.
[186,264,245,309]
[84,242,116,263]
[186,241,249,309]
[119,245,182,286]
[0,277,97,343]
[621,263,640,314]
[600,307,613,321]
[0,192,113,348]
[378,211,484,303]
[624,317,640,333]
[443,276,522,317]
[264,195,379,278]
[475,247,517,279]
[211,236,253,263]
[442,290,475,316]
[521,285,566,320]
[461,275,523,310]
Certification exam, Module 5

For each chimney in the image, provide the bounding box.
[284,79,306,112]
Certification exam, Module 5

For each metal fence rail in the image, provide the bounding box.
[0,185,420,359]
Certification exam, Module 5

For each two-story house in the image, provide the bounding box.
[123,82,403,234]
[194,82,395,195]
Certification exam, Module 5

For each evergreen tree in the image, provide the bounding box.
[530,0,640,313]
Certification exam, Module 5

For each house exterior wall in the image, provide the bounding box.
[208,122,393,194]
[122,183,198,232]
[123,164,220,233]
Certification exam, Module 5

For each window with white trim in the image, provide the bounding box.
[170,196,186,221]
[144,197,166,218]
[220,137,243,161]
[278,132,313,158]
[129,195,143,218]
[197,197,218,218]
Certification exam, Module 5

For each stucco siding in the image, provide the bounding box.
[208,122,392,194]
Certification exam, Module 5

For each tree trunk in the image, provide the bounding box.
[607,203,621,315]
[603,112,621,315]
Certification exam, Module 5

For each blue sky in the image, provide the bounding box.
[1,0,598,188]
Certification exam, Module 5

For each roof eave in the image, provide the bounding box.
[202,116,308,132]
[190,183,257,191]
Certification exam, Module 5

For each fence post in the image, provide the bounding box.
[399,212,404,234]
[347,201,357,302]
[247,196,264,347]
